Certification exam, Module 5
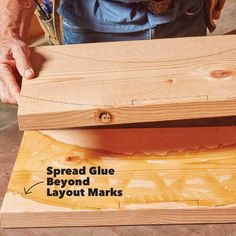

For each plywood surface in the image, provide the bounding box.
[18,35,236,130]
[1,126,236,228]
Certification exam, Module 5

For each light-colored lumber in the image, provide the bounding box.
[1,126,236,228]
[18,35,236,130]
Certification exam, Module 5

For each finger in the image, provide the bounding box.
[212,10,221,20]
[0,80,18,104]
[0,47,16,68]
[11,45,34,80]
[0,87,18,104]
[0,63,20,104]
[213,0,226,20]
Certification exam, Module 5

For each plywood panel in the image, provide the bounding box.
[1,126,236,228]
[18,35,236,130]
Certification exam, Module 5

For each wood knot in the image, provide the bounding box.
[210,70,233,79]
[165,79,174,84]
[97,110,112,124]
[66,156,80,162]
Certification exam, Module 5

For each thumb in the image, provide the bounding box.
[12,45,34,80]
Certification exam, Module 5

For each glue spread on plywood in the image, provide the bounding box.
[1,127,236,228]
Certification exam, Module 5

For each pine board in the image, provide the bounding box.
[18,35,236,130]
[1,126,236,228]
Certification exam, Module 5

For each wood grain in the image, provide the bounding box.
[18,35,236,130]
[1,126,236,228]
[2,209,236,228]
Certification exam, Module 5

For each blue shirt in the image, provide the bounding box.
[58,0,196,33]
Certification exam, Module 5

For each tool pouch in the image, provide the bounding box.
[35,12,56,44]
[35,0,62,45]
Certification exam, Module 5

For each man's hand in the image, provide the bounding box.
[0,37,34,104]
[212,0,226,20]
[0,0,35,104]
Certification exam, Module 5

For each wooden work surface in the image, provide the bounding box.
[1,116,236,234]
[1,125,236,228]
[18,35,236,130]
